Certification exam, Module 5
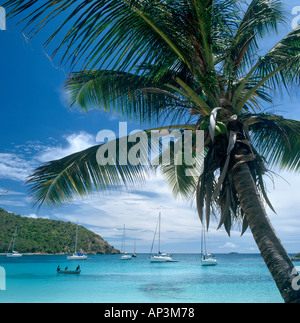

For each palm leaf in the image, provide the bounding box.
[233,25,300,112]
[225,0,285,74]
[26,133,154,208]
[246,114,300,171]
[4,0,202,72]
[65,69,200,126]
[27,124,203,208]
[4,0,243,104]
[153,125,205,199]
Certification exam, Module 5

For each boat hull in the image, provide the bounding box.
[7,253,22,258]
[67,255,88,260]
[201,259,218,266]
[150,255,177,263]
[57,270,81,275]
[121,254,132,260]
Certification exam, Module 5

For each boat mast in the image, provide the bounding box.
[124,225,126,254]
[201,218,207,256]
[74,221,78,254]
[122,224,126,254]
[7,227,17,253]
[12,227,17,251]
[158,212,161,254]
[150,216,159,255]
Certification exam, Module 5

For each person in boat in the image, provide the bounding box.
[76,266,80,271]
[57,266,61,272]
[65,266,68,271]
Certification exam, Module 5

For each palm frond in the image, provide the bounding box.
[65,69,199,126]
[224,0,286,78]
[4,0,243,104]
[26,133,154,208]
[159,144,203,200]
[246,114,300,172]
[27,124,203,208]
[233,25,300,112]
[4,0,187,71]
[150,124,205,200]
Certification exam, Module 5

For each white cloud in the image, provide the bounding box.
[0,132,300,253]
[0,132,97,215]
[49,173,258,253]
[51,174,201,251]
[264,171,300,250]
[0,132,96,183]
[24,213,50,219]
[0,153,35,181]
[37,132,96,162]
[47,167,300,254]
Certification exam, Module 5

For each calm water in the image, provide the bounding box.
[0,254,285,303]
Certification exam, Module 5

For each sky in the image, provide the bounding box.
[0,1,300,254]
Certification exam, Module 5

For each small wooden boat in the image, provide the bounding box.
[57,270,81,275]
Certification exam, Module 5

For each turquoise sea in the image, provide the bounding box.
[0,254,288,303]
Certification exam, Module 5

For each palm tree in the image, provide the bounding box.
[4,0,300,302]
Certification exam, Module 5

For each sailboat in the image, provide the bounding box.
[201,219,217,266]
[120,225,132,260]
[150,213,178,263]
[67,221,88,260]
[7,227,22,258]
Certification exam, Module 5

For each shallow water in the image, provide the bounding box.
[0,254,284,303]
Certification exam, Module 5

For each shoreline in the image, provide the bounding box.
[0,252,298,256]
[0,253,120,256]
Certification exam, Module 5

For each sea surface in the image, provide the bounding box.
[0,253,291,303]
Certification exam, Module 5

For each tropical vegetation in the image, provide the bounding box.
[0,208,119,254]
[3,0,300,302]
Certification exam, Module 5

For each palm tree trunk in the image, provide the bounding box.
[233,162,300,303]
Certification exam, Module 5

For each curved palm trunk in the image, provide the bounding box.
[233,162,300,303]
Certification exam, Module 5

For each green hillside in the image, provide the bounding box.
[0,208,120,254]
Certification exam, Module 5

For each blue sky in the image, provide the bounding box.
[0,1,300,254]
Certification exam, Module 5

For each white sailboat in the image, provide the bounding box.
[7,227,22,258]
[150,213,178,263]
[67,221,88,260]
[201,220,217,266]
[120,225,132,260]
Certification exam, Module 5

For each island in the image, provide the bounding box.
[0,208,120,255]
[291,254,300,262]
